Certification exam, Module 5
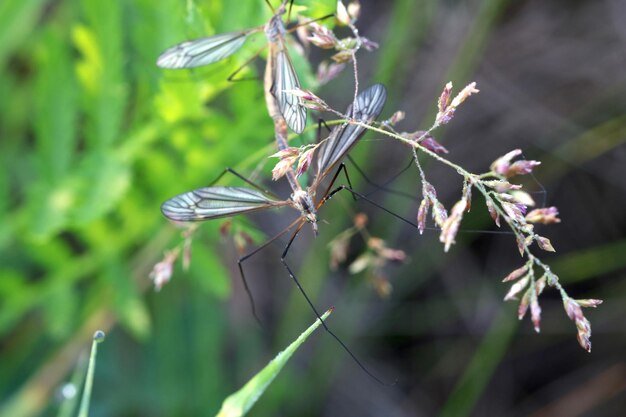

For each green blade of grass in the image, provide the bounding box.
[216,308,333,417]
[77,331,105,417]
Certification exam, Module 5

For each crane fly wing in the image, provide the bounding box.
[315,83,387,181]
[161,186,287,222]
[157,31,255,69]
[272,42,307,134]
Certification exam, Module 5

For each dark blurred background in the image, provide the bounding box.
[1,0,624,416]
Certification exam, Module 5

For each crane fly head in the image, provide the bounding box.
[291,189,318,235]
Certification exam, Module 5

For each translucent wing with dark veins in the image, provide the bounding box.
[161,186,288,222]
[314,83,387,183]
[157,31,255,69]
[272,42,307,134]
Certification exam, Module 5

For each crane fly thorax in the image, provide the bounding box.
[265,13,286,42]
[291,189,317,225]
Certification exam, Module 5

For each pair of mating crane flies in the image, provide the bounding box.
[158,0,406,384]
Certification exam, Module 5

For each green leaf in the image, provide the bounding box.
[0,0,46,67]
[34,27,78,182]
[215,308,332,417]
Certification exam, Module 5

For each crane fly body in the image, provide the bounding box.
[157,0,309,133]
[161,84,395,384]
[161,84,388,235]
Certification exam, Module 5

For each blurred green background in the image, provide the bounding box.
[1,0,625,416]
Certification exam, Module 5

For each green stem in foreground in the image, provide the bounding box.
[77,331,105,417]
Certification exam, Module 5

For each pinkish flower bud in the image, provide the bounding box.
[563,297,582,321]
[283,88,329,111]
[530,295,542,333]
[434,82,479,124]
[417,198,429,235]
[388,111,405,125]
[518,289,531,320]
[462,182,472,212]
[449,82,479,108]
[510,190,535,207]
[295,148,315,178]
[536,236,555,252]
[504,275,530,301]
[317,61,346,85]
[420,135,449,154]
[525,207,561,224]
[490,149,522,176]
[423,181,437,200]
[270,147,300,159]
[439,199,466,252]
[486,199,500,227]
[516,235,527,256]
[508,160,541,177]
[563,297,594,352]
[435,108,455,126]
[575,299,603,308]
[271,157,297,181]
[535,276,546,295]
[438,82,452,114]
[361,37,379,51]
[483,180,522,193]
[149,250,179,291]
[307,23,338,49]
[502,265,528,282]
[501,201,527,224]
[490,150,540,178]
[433,201,448,228]
[576,319,592,352]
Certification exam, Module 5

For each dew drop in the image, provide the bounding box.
[93,330,106,343]
[61,383,77,400]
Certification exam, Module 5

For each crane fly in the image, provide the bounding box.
[161,84,390,383]
[161,83,387,232]
[157,0,322,134]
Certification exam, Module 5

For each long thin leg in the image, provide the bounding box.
[208,167,281,199]
[347,154,416,200]
[264,0,276,13]
[286,13,335,32]
[323,185,419,229]
[319,163,357,202]
[236,218,304,326]
[227,45,267,83]
[279,224,392,385]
